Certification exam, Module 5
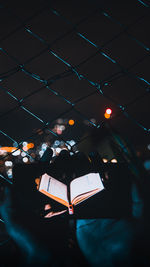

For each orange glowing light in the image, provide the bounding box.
[68,119,75,126]
[0,147,17,153]
[0,143,34,154]
[104,108,112,119]
[23,143,34,151]
[104,112,111,119]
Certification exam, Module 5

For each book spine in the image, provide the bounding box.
[68,204,74,215]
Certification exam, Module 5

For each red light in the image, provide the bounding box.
[105,108,112,115]
[104,108,112,119]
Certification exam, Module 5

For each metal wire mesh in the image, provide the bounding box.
[0,0,150,172]
[0,0,150,253]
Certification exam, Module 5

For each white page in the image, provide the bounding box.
[39,173,68,203]
[70,173,104,203]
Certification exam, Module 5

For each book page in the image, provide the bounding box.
[39,173,69,206]
[72,189,101,206]
[70,173,104,204]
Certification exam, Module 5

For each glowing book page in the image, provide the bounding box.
[39,173,69,207]
[70,173,104,205]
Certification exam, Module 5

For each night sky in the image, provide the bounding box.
[0,0,150,153]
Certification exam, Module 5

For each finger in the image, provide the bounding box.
[44,209,67,218]
[44,203,52,210]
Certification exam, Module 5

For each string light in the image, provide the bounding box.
[111,158,117,163]
[104,108,112,119]
[23,143,34,151]
[21,152,26,157]
[23,157,28,163]
[68,119,75,126]
[0,2,149,173]
[102,158,108,163]
[5,161,13,167]
[106,108,112,115]
[12,149,20,156]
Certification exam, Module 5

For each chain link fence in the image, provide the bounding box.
[0,0,150,180]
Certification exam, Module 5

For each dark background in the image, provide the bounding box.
[0,0,150,161]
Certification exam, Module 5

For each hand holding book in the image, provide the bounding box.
[12,148,105,217]
[38,172,104,214]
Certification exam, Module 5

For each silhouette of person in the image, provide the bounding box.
[0,147,150,266]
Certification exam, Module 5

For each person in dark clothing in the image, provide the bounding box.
[0,148,150,266]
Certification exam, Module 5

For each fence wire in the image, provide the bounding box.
[0,0,150,166]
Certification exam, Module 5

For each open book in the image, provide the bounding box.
[38,173,104,214]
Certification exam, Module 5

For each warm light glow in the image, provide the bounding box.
[0,145,34,155]
[21,152,26,157]
[111,158,117,163]
[104,108,112,119]
[5,161,13,167]
[102,158,108,163]
[0,147,17,153]
[12,149,20,156]
[104,112,111,119]
[68,119,75,126]
[23,143,34,151]
[23,157,28,163]
[54,125,63,135]
[106,108,112,115]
